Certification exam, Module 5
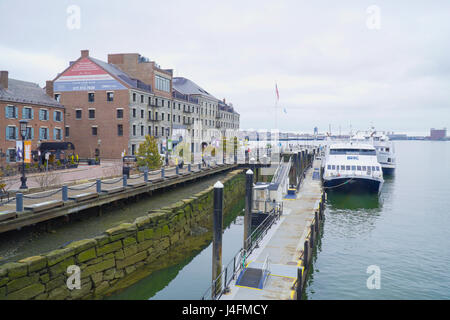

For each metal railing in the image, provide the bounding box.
[201,202,282,300]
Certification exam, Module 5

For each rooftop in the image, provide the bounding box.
[0,77,63,108]
[173,77,218,100]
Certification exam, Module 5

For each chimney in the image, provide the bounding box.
[81,50,89,58]
[0,71,8,89]
[46,80,54,98]
[223,98,226,103]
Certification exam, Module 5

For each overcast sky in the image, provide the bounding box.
[1,0,449,135]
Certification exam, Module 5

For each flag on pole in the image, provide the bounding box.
[275,83,280,100]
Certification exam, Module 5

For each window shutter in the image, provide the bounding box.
[15,127,19,140]
[53,111,56,121]
[5,127,8,140]
[31,128,34,140]
[31,108,34,120]
[14,106,18,119]
[53,128,57,140]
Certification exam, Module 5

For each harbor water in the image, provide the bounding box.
[305,140,450,299]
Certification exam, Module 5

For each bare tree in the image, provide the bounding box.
[32,171,61,189]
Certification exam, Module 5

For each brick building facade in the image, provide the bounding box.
[0,71,64,166]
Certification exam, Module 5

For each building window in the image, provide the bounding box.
[155,126,158,136]
[75,109,82,119]
[6,126,17,140]
[88,92,95,102]
[117,109,123,119]
[161,126,164,136]
[39,109,49,121]
[133,109,136,118]
[141,95,144,103]
[148,97,151,106]
[141,109,144,119]
[23,107,33,120]
[162,113,164,121]
[107,92,114,102]
[133,93,136,102]
[5,105,18,119]
[54,110,63,122]
[133,125,136,136]
[25,127,33,140]
[131,144,136,155]
[155,75,170,92]
[88,109,95,119]
[118,124,123,136]
[7,149,16,163]
[141,126,144,136]
[54,128,62,140]
[65,126,70,137]
[148,126,152,136]
[39,127,49,140]
[54,94,61,102]
[91,127,97,136]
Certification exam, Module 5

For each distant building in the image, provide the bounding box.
[430,128,446,140]
[1,70,64,164]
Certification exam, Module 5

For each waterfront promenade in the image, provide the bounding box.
[222,159,323,300]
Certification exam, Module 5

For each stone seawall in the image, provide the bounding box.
[0,170,245,300]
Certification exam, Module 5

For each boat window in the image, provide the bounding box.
[372,166,376,171]
[346,165,350,170]
[357,166,361,171]
[376,166,380,171]
[332,165,336,170]
[327,165,331,170]
[341,165,345,170]
[330,148,376,155]
[351,165,356,171]
[386,148,389,152]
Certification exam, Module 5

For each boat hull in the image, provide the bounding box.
[323,177,383,194]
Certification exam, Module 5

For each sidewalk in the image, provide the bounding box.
[3,161,122,191]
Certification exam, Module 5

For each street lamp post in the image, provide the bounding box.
[19,119,28,189]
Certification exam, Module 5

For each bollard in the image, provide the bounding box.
[296,267,303,300]
[243,169,254,251]
[315,211,319,232]
[188,164,191,172]
[212,181,224,299]
[62,185,68,201]
[161,167,165,178]
[303,240,309,267]
[198,163,201,171]
[96,179,101,193]
[123,174,127,187]
[176,166,179,175]
[144,170,148,183]
[16,192,23,212]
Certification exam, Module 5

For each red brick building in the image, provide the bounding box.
[0,71,65,166]
[49,50,154,159]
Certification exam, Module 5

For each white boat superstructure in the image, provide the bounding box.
[321,142,384,194]
[350,128,396,174]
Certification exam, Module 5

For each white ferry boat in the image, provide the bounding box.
[321,143,384,194]
[350,129,396,174]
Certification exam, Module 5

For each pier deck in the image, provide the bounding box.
[0,164,238,234]
[221,159,322,300]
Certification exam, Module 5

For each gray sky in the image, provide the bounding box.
[1,0,449,135]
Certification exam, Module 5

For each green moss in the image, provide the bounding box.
[77,248,97,263]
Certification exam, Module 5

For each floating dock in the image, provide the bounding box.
[221,158,324,300]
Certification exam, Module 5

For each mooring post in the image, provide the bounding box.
[161,167,165,178]
[144,170,148,183]
[123,174,127,187]
[198,163,201,171]
[62,185,68,201]
[96,179,101,193]
[296,267,303,300]
[315,211,319,232]
[243,169,254,251]
[176,166,179,175]
[212,181,224,299]
[16,192,23,212]
[304,240,309,267]
[188,164,191,172]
